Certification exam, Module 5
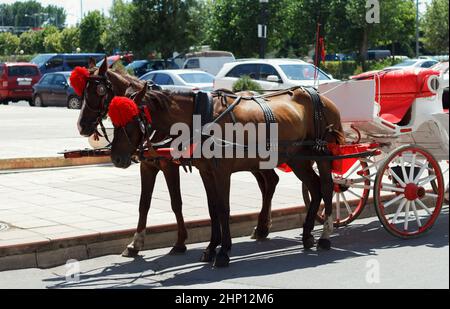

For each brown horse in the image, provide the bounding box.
[109,79,345,267]
[76,60,279,257]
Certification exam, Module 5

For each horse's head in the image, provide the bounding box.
[75,57,132,137]
[109,86,149,169]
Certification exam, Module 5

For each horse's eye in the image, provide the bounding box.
[96,84,107,96]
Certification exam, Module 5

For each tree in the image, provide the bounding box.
[19,30,37,54]
[101,0,133,54]
[422,0,449,54]
[60,27,80,53]
[0,32,20,55]
[79,11,106,52]
[206,0,290,58]
[0,1,66,28]
[128,0,204,59]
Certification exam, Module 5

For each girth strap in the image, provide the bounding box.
[253,97,277,150]
[303,87,328,153]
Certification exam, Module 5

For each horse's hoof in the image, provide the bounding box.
[250,226,269,240]
[168,244,187,255]
[302,236,315,250]
[317,238,331,250]
[200,249,216,262]
[213,252,230,268]
[122,247,139,258]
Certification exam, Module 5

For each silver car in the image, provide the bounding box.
[139,69,214,92]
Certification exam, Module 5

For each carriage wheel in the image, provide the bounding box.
[374,145,444,239]
[302,159,371,227]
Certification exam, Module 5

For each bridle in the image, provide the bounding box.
[82,76,114,143]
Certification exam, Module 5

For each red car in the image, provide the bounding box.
[0,62,41,105]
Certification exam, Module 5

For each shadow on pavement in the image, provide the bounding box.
[43,209,448,289]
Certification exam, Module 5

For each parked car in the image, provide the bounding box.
[384,58,439,70]
[126,59,179,77]
[214,59,337,91]
[182,51,235,76]
[32,72,82,109]
[30,53,105,75]
[0,62,41,105]
[367,49,391,60]
[96,53,134,68]
[139,69,215,92]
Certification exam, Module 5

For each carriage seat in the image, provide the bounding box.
[352,68,440,124]
[194,91,214,127]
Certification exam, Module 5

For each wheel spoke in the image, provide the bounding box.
[341,193,353,216]
[384,194,405,208]
[379,184,405,193]
[347,189,363,199]
[392,198,407,224]
[399,156,409,184]
[415,198,432,215]
[408,154,416,182]
[424,193,439,199]
[389,168,406,187]
[418,175,437,186]
[404,201,411,230]
[413,163,429,184]
[335,192,341,220]
[411,201,422,227]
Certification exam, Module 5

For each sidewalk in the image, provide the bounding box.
[0,164,304,246]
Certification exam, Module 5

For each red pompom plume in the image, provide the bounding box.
[70,66,90,96]
[108,96,140,127]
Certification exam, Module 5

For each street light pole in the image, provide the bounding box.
[258,0,269,59]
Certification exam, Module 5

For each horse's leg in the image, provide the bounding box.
[316,160,334,250]
[288,159,322,250]
[122,162,159,257]
[162,163,188,255]
[251,169,279,240]
[212,170,232,268]
[199,170,221,262]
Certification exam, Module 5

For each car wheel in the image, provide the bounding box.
[27,99,34,106]
[67,96,81,109]
[33,95,45,107]
[1,99,8,105]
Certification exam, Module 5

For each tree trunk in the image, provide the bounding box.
[359,27,369,71]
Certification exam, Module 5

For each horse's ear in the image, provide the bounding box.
[134,82,147,105]
[98,56,108,76]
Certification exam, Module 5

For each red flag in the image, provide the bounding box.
[319,37,326,63]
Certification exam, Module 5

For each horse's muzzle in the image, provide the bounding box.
[78,121,97,137]
[112,155,132,169]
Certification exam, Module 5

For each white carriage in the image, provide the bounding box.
[303,68,449,238]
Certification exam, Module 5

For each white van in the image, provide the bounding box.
[183,51,235,76]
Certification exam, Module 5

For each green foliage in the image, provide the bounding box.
[43,31,62,53]
[0,0,66,28]
[101,0,133,54]
[0,32,20,55]
[321,58,403,80]
[128,0,202,59]
[79,11,106,53]
[206,0,290,58]
[60,27,80,53]
[232,76,263,93]
[422,0,449,54]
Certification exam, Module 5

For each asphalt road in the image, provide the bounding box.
[0,211,448,289]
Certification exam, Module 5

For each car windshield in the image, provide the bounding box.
[30,54,53,66]
[279,64,330,81]
[179,73,214,84]
[393,60,417,67]
[8,66,39,77]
